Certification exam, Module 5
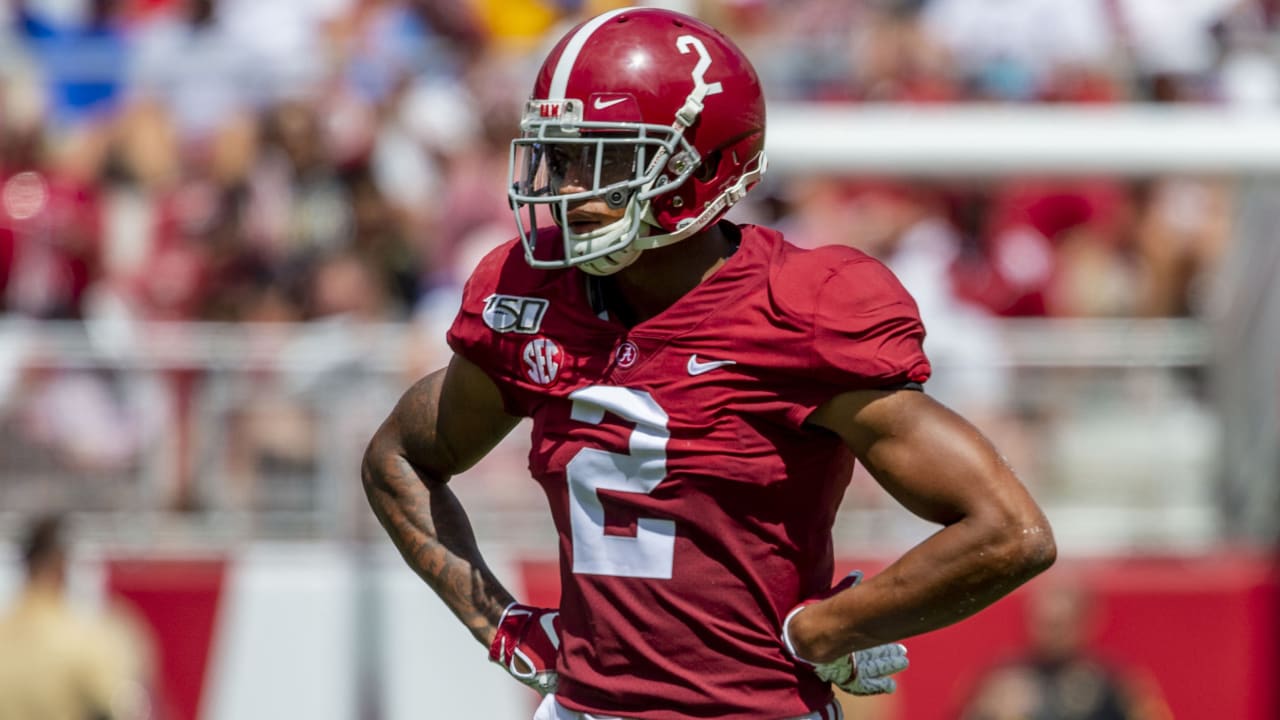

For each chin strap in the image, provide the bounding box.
[566,210,645,276]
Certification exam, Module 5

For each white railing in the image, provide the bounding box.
[5,103,1277,548]
[0,317,1222,553]
[767,104,1280,176]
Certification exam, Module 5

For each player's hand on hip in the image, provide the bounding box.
[781,571,909,696]
[489,602,562,695]
[809,641,909,695]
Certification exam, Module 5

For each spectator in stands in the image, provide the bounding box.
[959,576,1172,720]
[843,0,960,103]
[0,513,151,720]
[920,0,1118,102]
[955,178,1139,317]
[244,98,353,264]
[0,163,107,319]
[13,0,130,130]
[5,0,1250,333]
[127,0,266,144]
[1132,176,1233,317]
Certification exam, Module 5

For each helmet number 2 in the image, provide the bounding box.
[565,386,674,579]
[676,35,723,100]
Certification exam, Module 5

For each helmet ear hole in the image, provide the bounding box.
[694,151,721,183]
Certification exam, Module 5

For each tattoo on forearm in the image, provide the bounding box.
[363,371,515,645]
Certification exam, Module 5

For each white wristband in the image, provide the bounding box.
[781,605,819,666]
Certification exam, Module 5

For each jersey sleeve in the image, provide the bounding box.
[811,255,931,386]
[444,240,533,417]
[781,253,932,427]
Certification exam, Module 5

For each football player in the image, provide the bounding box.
[362,7,1056,720]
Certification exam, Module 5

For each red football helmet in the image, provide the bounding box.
[509,7,767,275]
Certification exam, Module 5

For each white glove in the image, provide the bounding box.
[810,641,909,695]
[782,571,910,696]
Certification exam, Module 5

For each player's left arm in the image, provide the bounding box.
[793,388,1057,663]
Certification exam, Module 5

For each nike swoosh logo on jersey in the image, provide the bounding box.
[593,97,627,110]
[540,611,561,649]
[687,355,737,375]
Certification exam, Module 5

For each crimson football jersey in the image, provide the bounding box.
[447,224,931,720]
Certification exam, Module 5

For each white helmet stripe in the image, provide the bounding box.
[548,7,632,99]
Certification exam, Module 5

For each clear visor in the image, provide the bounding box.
[511,131,663,209]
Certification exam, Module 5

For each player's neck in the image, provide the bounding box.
[600,223,738,327]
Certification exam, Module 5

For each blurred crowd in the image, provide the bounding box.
[0,0,1272,327]
[0,0,1266,519]
[0,11,1263,720]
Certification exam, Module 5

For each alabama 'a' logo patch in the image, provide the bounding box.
[484,294,549,334]
[615,341,639,369]
[522,338,563,385]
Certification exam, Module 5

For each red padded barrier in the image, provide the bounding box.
[519,552,1279,720]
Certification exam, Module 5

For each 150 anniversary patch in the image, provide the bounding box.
[483,294,550,334]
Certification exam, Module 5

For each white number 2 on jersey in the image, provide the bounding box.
[566,386,674,579]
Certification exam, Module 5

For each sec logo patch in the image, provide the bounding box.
[522,338,563,385]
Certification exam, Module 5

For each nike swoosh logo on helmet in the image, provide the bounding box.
[593,97,627,110]
[687,355,737,375]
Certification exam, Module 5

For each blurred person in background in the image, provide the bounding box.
[0,100,110,321]
[959,577,1171,720]
[0,513,151,720]
[919,0,1118,103]
[364,7,1054,720]
[12,0,130,132]
[838,0,959,103]
[1131,175,1232,318]
[964,178,1139,318]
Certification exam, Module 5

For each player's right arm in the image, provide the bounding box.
[361,353,522,647]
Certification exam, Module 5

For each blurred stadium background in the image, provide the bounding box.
[0,0,1276,718]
